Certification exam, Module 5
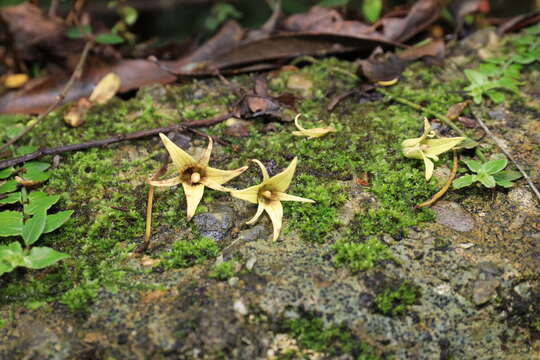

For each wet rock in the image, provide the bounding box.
[237,224,269,242]
[472,279,500,305]
[432,201,475,232]
[193,204,235,242]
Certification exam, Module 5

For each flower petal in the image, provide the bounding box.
[276,192,315,203]
[159,133,196,170]
[206,165,248,185]
[421,117,432,141]
[182,183,205,221]
[423,137,465,157]
[246,202,265,225]
[200,178,232,192]
[422,154,434,180]
[267,157,297,192]
[294,113,307,132]
[230,184,261,204]
[292,114,336,139]
[148,176,182,187]
[265,200,283,241]
[199,136,213,167]
[252,159,269,181]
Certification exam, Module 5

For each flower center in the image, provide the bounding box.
[191,172,201,184]
[420,144,429,151]
[262,190,273,200]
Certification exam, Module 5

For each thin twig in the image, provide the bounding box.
[416,150,459,208]
[0,113,232,169]
[0,41,94,154]
[472,110,540,203]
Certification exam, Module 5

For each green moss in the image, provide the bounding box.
[163,237,220,269]
[287,174,347,243]
[59,279,99,314]
[208,261,236,280]
[281,312,380,359]
[332,237,394,272]
[375,282,420,317]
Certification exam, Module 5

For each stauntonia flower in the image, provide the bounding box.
[292,114,336,139]
[149,133,248,220]
[231,157,314,241]
[402,118,465,180]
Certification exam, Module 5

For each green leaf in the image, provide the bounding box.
[118,6,138,25]
[458,138,478,149]
[22,211,46,246]
[0,242,24,275]
[464,69,487,86]
[22,169,50,182]
[0,167,13,179]
[44,210,74,234]
[487,90,505,104]
[482,158,507,174]
[452,175,476,189]
[23,247,69,269]
[494,178,514,188]
[0,191,21,205]
[24,162,50,172]
[318,0,348,7]
[463,159,482,173]
[478,63,499,76]
[15,145,37,156]
[0,259,15,275]
[0,210,23,236]
[493,170,522,182]
[0,180,17,194]
[95,33,124,45]
[0,0,26,8]
[25,191,60,215]
[66,25,92,39]
[361,0,382,23]
[477,173,496,188]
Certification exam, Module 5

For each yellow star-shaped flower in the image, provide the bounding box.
[149,133,248,220]
[231,157,314,241]
[402,118,465,180]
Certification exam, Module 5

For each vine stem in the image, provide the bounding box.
[0,112,233,170]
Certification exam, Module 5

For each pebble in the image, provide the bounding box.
[472,279,500,305]
[432,201,475,232]
[193,205,234,242]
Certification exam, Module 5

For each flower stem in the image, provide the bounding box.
[416,150,459,208]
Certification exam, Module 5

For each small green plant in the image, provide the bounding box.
[66,25,125,45]
[0,189,72,276]
[204,3,242,32]
[453,156,521,189]
[464,23,540,104]
[164,237,220,269]
[332,237,394,272]
[208,260,236,281]
[375,282,419,317]
[282,312,380,359]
